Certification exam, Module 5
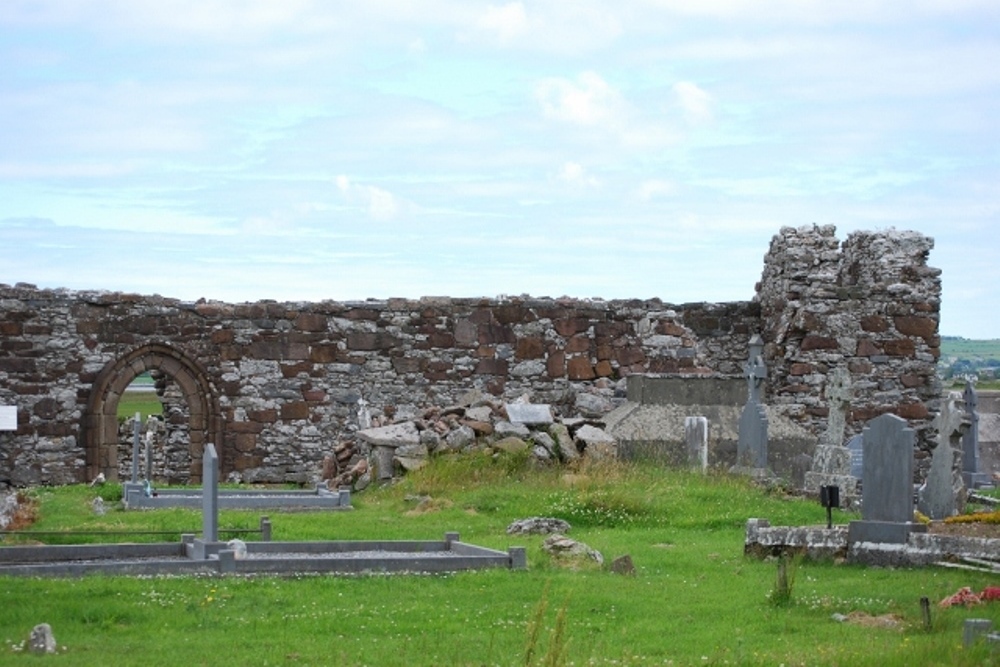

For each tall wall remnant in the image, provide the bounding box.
[0,224,942,487]
[756,225,942,473]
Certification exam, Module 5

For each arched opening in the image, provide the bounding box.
[83,343,222,484]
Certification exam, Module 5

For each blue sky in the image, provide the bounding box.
[1,1,998,338]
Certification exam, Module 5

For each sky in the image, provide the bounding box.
[1,1,998,338]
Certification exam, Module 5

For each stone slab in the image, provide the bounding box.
[848,520,926,545]
[504,403,553,425]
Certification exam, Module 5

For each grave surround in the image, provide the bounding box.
[0,225,943,486]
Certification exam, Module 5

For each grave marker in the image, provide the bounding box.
[918,393,968,519]
[684,416,708,472]
[731,335,770,476]
[961,381,992,488]
[848,414,925,544]
[804,367,858,499]
[203,443,219,543]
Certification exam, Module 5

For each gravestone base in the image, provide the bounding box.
[729,465,772,481]
[848,520,927,545]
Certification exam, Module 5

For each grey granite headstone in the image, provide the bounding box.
[848,414,925,544]
[203,444,219,543]
[685,416,708,472]
[847,434,864,480]
[961,381,991,488]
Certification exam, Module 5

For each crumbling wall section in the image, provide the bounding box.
[756,225,942,470]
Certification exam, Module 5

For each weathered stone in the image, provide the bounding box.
[543,534,604,566]
[506,517,571,535]
[357,422,420,448]
[493,436,529,454]
[29,623,56,655]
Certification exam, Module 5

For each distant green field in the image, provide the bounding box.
[940,337,1000,360]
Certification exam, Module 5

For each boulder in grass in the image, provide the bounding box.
[543,534,604,566]
[506,517,571,535]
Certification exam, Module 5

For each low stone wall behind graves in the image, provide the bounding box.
[0,224,943,486]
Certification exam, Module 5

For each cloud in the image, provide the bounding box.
[335,175,402,221]
[672,81,713,123]
[536,71,624,126]
[477,2,528,44]
[635,179,677,201]
[557,161,599,187]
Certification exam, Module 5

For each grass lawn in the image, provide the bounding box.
[2,457,998,666]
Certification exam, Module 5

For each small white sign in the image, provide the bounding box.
[0,406,16,431]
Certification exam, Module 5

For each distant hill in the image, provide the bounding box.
[939,337,1000,385]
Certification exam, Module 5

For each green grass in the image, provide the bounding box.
[116,391,163,422]
[2,458,999,666]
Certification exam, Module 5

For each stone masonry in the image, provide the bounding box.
[0,225,942,487]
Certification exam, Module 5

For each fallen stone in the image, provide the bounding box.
[575,424,617,459]
[543,534,604,565]
[357,422,420,447]
[505,403,553,425]
[494,421,530,438]
[506,517,571,535]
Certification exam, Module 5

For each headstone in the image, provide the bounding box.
[29,623,56,654]
[963,619,994,648]
[202,443,219,543]
[848,414,925,544]
[131,412,141,484]
[847,434,864,479]
[0,406,16,431]
[684,416,708,472]
[918,392,968,519]
[962,382,992,488]
[734,402,768,471]
[803,368,857,498]
[731,335,770,476]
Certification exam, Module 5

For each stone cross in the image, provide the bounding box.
[918,392,968,519]
[744,334,766,406]
[803,367,856,498]
[821,367,851,448]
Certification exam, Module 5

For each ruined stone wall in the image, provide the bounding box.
[755,225,942,476]
[0,287,754,486]
[0,224,943,488]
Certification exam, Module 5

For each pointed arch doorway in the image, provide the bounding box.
[83,343,222,483]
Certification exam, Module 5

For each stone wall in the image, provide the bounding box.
[756,225,942,476]
[0,224,943,487]
[0,287,754,486]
